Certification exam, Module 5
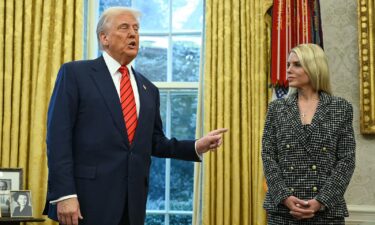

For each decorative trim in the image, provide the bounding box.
[346,205,375,224]
[357,0,375,134]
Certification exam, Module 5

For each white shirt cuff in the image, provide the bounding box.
[195,141,203,160]
[50,194,77,205]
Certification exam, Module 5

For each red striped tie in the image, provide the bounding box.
[119,66,137,144]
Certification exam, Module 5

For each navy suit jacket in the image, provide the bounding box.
[43,56,200,225]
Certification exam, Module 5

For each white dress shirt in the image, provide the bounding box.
[102,51,140,116]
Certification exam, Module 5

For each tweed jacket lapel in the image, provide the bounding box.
[309,92,332,136]
[284,94,310,152]
[284,92,332,155]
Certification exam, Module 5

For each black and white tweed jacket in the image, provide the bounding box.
[262,91,356,218]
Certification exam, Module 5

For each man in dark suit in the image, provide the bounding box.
[43,6,227,225]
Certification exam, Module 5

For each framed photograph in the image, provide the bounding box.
[0,168,23,190]
[0,190,11,217]
[10,191,33,217]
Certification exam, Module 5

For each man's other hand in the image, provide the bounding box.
[57,197,83,225]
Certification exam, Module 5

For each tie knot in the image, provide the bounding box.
[119,65,129,76]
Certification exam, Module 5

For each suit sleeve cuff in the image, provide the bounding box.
[50,194,77,205]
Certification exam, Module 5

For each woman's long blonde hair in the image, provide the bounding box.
[287,43,332,96]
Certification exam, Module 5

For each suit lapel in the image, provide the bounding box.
[89,57,126,139]
[130,68,150,147]
[284,92,332,155]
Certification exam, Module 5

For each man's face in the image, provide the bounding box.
[0,181,7,190]
[100,12,140,65]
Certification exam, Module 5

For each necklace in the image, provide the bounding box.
[298,97,319,119]
[298,93,319,124]
[300,112,308,125]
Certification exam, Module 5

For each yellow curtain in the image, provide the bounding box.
[0,0,83,224]
[193,0,273,224]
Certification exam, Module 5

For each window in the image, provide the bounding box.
[86,0,203,224]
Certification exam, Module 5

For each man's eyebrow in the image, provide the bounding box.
[118,22,139,26]
[118,22,129,27]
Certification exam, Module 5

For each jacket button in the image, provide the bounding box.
[290,188,294,192]
[322,147,327,151]
[286,144,290,149]
[311,165,317,170]
[290,166,294,171]
[313,186,318,192]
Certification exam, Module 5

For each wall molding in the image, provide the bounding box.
[357,0,375,134]
[346,205,375,225]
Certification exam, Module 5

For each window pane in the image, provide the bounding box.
[170,90,198,139]
[145,214,165,225]
[172,37,201,82]
[170,214,193,224]
[146,91,167,210]
[99,0,131,14]
[169,90,196,211]
[147,158,166,210]
[133,0,169,32]
[134,36,168,82]
[172,0,203,32]
[170,160,194,210]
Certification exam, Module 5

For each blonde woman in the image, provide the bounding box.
[262,43,355,224]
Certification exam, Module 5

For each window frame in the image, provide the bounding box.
[85,0,203,224]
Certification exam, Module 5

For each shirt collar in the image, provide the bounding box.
[102,51,132,76]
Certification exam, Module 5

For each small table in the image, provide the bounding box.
[0,217,45,225]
